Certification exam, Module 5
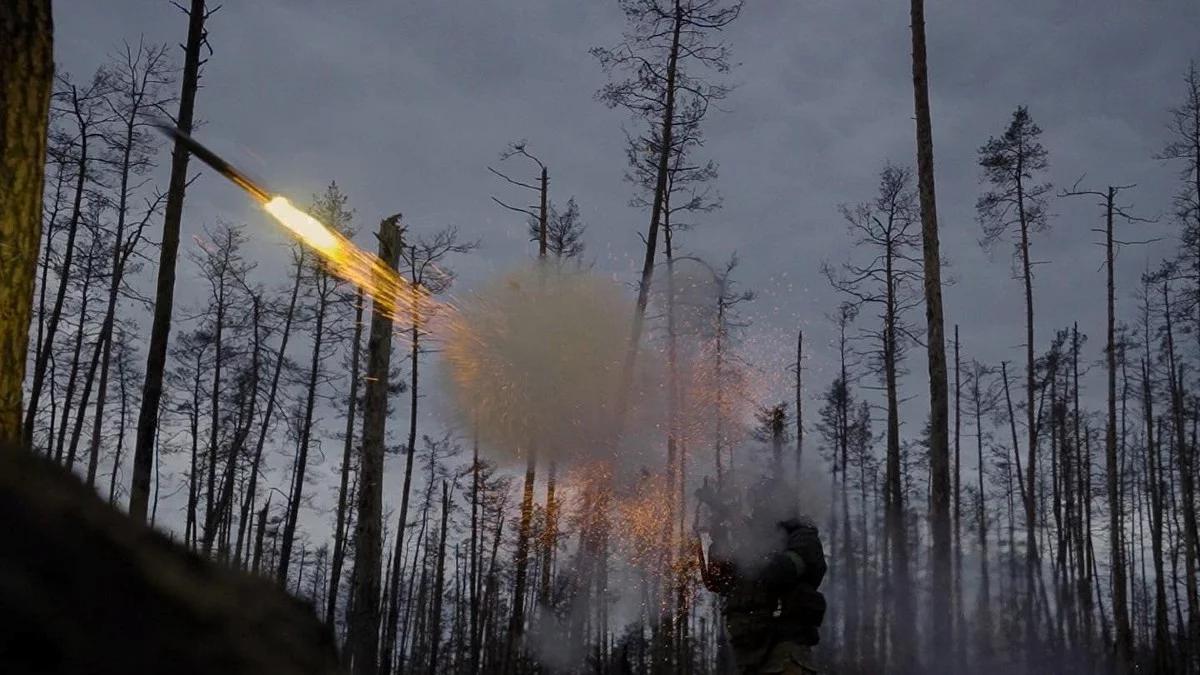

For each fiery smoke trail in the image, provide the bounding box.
[157,127,716,593]
[154,122,431,323]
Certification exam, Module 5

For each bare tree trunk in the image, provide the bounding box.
[428,482,452,675]
[796,329,804,482]
[234,250,304,568]
[714,297,726,481]
[346,214,402,675]
[59,250,97,468]
[972,362,993,659]
[84,57,164,485]
[1163,280,1199,670]
[909,2,952,667]
[882,225,912,670]
[251,495,270,576]
[1102,189,1132,668]
[184,347,203,549]
[200,247,229,556]
[130,0,209,521]
[213,294,260,562]
[620,1,682,410]
[507,451,537,672]
[1144,321,1171,673]
[953,325,966,668]
[836,322,858,667]
[108,333,132,505]
[327,286,365,626]
[380,252,422,675]
[539,460,557,606]
[398,497,431,674]
[538,167,548,259]
[469,429,482,674]
[657,216,680,671]
[279,272,332,582]
[1070,325,1094,654]
[25,84,90,448]
[1002,360,1033,637]
[30,158,68,449]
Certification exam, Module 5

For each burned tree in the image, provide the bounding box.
[234,245,308,568]
[976,104,1052,653]
[188,224,254,557]
[81,42,173,488]
[1159,62,1200,356]
[531,197,586,263]
[910,0,953,661]
[278,183,354,585]
[825,162,922,662]
[490,141,549,259]
[25,72,112,451]
[326,283,367,626]
[814,301,859,663]
[380,226,475,672]
[346,214,403,675]
[592,0,741,373]
[1060,179,1156,665]
[130,0,216,522]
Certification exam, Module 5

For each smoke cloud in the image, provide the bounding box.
[439,265,665,471]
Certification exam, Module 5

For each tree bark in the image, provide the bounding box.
[909,1,952,667]
[327,286,365,626]
[0,0,51,448]
[346,214,402,675]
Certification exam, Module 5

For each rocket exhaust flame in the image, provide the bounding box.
[153,121,430,323]
[263,196,343,255]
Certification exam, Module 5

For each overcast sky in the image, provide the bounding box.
[52,0,1200,524]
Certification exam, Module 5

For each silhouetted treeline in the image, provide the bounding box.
[11,1,1200,674]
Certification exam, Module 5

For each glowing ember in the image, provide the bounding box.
[264,196,342,255]
[259,196,433,330]
[150,121,431,328]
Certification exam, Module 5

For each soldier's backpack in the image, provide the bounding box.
[779,519,827,645]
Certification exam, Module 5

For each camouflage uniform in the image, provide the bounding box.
[706,517,826,675]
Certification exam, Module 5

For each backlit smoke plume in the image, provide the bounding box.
[439,265,664,467]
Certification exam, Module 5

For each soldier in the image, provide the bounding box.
[695,478,826,674]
